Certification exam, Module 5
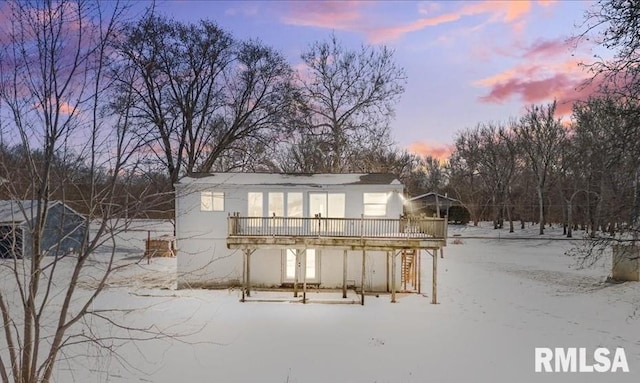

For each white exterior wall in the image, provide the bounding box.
[176,177,404,290]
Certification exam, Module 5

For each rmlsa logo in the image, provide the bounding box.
[535,347,629,372]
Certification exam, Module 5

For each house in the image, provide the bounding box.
[408,192,470,224]
[175,173,447,303]
[0,200,86,258]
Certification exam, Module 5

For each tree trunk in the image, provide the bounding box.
[567,199,573,238]
[537,185,544,235]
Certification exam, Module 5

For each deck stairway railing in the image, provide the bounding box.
[228,213,447,240]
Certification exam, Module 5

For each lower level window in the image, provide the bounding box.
[285,249,317,281]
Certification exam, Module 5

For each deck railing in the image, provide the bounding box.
[228,214,447,239]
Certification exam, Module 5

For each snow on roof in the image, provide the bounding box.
[0,200,80,224]
[177,173,401,187]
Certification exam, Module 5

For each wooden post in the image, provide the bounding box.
[342,250,348,298]
[247,249,252,298]
[241,249,247,302]
[293,249,300,298]
[146,230,151,264]
[417,249,421,294]
[361,249,366,305]
[402,251,407,291]
[432,249,438,304]
[302,249,307,304]
[412,250,417,288]
[385,251,390,293]
[391,251,397,303]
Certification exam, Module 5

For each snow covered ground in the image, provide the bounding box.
[5,221,640,382]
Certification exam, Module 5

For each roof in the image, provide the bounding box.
[0,200,82,224]
[409,192,461,205]
[177,173,401,187]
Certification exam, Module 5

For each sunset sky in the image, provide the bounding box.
[154,0,599,160]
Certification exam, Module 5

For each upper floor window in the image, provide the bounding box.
[201,191,224,211]
[309,193,345,218]
[363,192,387,216]
[248,192,263,216]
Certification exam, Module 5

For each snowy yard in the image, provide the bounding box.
[7,221,640,382]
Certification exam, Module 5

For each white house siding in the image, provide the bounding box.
[176,174,404,290]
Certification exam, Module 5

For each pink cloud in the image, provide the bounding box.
[367,13,462,43]
[281,1,366,31]
[522,37,573,60]
[479,73,574,104]
[462,1,532,23]
[480,64,598,116]
[368,1,541,43]
[475,35,592,114]
[408,141,453,161]
[281,1,544,44]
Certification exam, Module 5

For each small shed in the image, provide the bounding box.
[612,244,640,282]
[407,192,469,223]
[0,200,86,258]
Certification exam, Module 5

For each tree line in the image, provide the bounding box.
[441,98,640,238]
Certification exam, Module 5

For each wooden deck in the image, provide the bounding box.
[227,215,447,251]
[226,215,447,305]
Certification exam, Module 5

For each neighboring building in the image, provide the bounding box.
[175,173,447,303]
[0,200,86,258]
[408,192,470,224]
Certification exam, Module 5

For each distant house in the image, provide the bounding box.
[175,173,447,303]
[0,200,86,258]
[408,192,470,224]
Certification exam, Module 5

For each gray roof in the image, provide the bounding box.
[178,173,401,187]
[0,200,81,224]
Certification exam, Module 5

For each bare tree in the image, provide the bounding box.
[513,102,566,235]
[578,0,640,99]
[115,15,296,184]
[0,2,170,382]
[454,123,518,230]
[294,34,406,172]
[447,145,487,226]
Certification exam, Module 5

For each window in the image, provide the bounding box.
[309,193,345,218]
[248,192,263,227]
[287,192,303,226]
[285,249,297,280]
[287,193,303,217]
[247,192,263,216]
[284,249,317,281]
[268,192,284,216]
[309,193,345,233]
[363,192,388,216]
[200,191,224,211]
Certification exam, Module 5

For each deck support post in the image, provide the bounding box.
[413,249,419,290]
[361,249,366,305]
[391,250,398,303]
[342,250,348,298]
[417,249,421,294]
[432,249,438,304]
[302,249,307,304]
[293,249,300,298]
[241,249,254,301]
[386,251,390,293]
[241,249,247,302]
[402,251,407,291]
[247,249,252,297]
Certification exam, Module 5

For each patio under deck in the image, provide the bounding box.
[227,215,447,305]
